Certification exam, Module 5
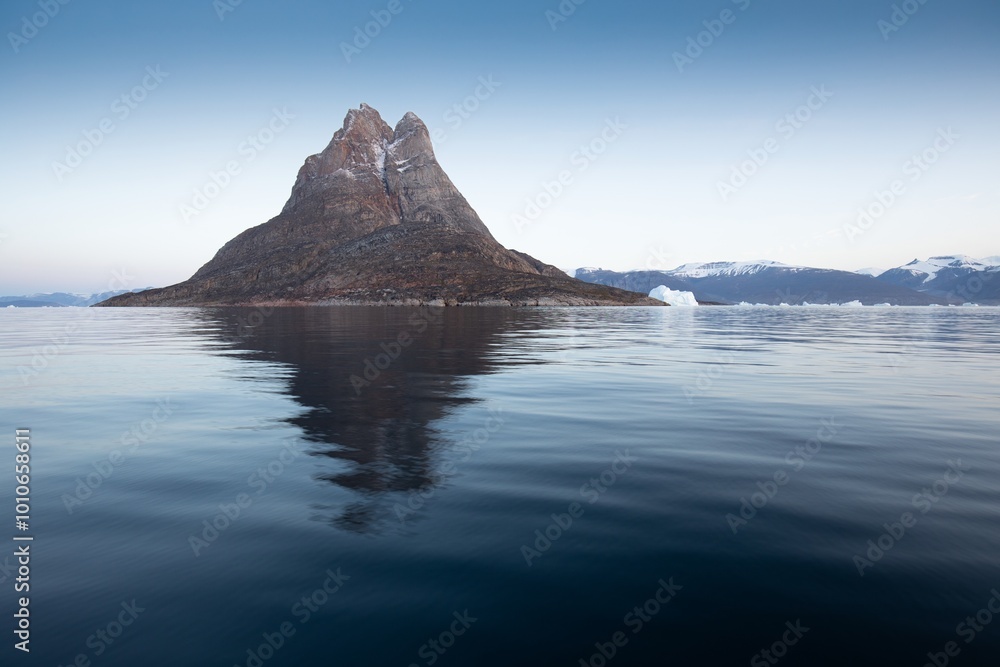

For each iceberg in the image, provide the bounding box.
[649,286,698,307]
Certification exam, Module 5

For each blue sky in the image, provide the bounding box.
[1,0,998,293]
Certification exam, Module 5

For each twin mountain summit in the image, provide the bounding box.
[90,105,995,308]
[102,104,655,307]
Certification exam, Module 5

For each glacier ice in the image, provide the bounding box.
[649,286,698,306]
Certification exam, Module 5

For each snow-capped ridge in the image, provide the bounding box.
[889,254,989,283]
[667,260,800,279]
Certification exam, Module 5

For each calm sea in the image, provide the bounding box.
[1,306,998,666]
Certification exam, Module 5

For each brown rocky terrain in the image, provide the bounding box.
[99,104,661,307]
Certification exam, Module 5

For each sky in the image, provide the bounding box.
[1,0,998,294]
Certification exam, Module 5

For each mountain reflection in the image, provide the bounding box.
[193,306,550,533]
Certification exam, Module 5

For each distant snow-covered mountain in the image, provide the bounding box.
[873,255,999,304]
[877,255,990,285]
[576,261,945,306]
[667,260,802,279]
[0,289,149,308]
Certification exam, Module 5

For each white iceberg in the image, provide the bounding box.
[649,285,698,306]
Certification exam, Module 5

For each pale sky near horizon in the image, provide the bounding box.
[1,0,998,294]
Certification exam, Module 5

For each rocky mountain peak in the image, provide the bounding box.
[391,112,433,161]
[282,104,437,216]
[98,104,661,307]
[341,103,393,144]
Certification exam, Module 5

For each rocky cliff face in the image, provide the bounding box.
[100,104,659,307]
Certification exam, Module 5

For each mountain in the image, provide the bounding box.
[875,255,989,289]
[576,261,946,305]
[0,290,145,308]
[874,255,1000,304]
[855,267,884,277]
[98,105,658,307]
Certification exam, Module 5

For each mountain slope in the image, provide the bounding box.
[99,105,659,307]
